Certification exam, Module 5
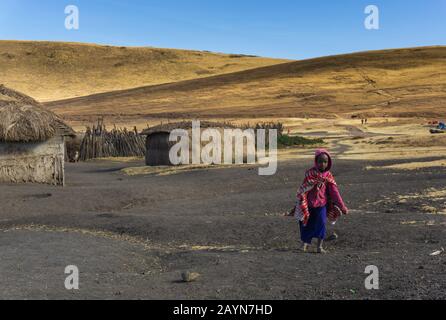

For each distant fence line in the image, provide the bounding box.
[79,121,145,161]
[78,120,286,161]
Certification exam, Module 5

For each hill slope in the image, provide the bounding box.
[0,41,288,101]
[46,46,446,122]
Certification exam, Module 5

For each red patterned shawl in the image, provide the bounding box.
[295,168,345,226]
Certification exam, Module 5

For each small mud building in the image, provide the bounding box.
[141,121,234,166]
[141,122,190,166]
[0,85,75,185]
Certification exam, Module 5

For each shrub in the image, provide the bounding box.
[278,135,324,147]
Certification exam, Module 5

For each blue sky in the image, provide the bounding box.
[0,0,445,59]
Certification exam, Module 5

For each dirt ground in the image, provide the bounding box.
[0,147,445,299]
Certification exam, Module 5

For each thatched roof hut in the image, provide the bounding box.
[140,121,235,136]
[0,84,74,142]
[0,85,75,185]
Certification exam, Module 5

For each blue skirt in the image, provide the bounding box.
[299,206,327,244]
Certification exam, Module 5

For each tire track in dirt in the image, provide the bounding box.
[0,224,264,253]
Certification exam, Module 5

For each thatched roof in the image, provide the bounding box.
[0,85,75,142]
[141,121,236,136]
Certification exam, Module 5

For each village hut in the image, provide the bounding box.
[0,85,75,186]
[141,122,192,166]
[141,121,235,166]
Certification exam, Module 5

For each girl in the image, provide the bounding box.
[292,149,348,253]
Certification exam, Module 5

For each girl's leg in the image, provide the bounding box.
[299,221,312,251]
[326,222,338,241]
[317,239,327,254]
[315,207,328,253]
[326,232,338,241]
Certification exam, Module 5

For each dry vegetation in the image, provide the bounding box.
[0,40,288,102]
[366,160,446,171]
[43,46,446,125]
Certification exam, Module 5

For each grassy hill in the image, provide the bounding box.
[46,46,446,123]
[0,40,288,101]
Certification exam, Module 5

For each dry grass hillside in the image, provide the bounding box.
[46,46,446,123]
[0,40,288,101]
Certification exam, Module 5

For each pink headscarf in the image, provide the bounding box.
[314,148,332,176]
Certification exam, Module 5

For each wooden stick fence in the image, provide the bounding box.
[79,120,145,161]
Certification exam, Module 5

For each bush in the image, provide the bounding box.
[278,135,324,147]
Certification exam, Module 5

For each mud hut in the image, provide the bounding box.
[141,122,190,166]
[0,85,75,185]
[141,121,235,166]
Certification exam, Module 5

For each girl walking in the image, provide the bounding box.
[292,149,348,253]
